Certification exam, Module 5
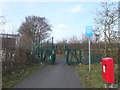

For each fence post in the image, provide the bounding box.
[79,49,82,64]
[40,48,43,64]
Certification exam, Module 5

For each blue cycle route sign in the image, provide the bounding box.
[85,26,93,36]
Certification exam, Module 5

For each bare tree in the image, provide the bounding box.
[18,16,52,51]
[0,16,6,25]
[68,36,81,43]
[0,15,6,33]
[93,26,102,43]
[94,1,119,57]
[56,39,67,54]
[18,16,52,65]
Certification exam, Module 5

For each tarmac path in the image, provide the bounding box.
[14,57,82,88]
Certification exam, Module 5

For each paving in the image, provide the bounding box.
[14,57,82,88]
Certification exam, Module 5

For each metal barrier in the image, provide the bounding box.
[32,37,56,64]
[84,52,102,64]
[64,45,82,65]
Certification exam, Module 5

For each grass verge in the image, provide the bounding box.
[56,54,65,58]
[2,63,44,88]
[0,74,2,89]
[76,64,118,88]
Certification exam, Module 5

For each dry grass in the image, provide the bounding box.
[76,64,118,88]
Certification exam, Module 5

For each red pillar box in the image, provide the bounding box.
[102,57,114,83]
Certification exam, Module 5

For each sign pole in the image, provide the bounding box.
[89,37,91,71]
[85,26,93,71]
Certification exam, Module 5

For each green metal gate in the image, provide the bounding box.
[84,52,102,64]
[32,37,56,64]
[64,45,82,65]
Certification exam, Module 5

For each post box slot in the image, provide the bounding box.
[103,65,106,73]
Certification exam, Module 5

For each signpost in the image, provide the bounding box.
[85,26,93,71]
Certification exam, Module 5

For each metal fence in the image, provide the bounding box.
[32,37,56,64]
[64,44,82,65]
[57,42,104,65]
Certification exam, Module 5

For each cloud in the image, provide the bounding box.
[56,24,68,29]
[52,24,82,42]
[67,4,82,13]
[51,24,70,41]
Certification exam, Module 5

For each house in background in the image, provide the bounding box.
[0,33,20,74]
[0,33,20,50]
